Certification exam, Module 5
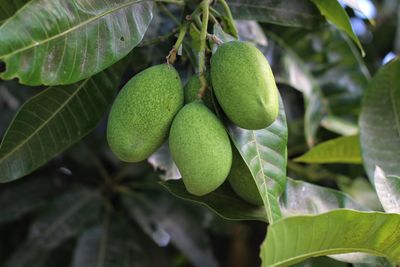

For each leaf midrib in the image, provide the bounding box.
[0,0,147,58]
[389,67,400,138]
[40,191,95,239]
[251,131,274,223]
[0,78,89,163]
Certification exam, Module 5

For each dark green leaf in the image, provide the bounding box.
[0,0,153,85]
[0,62,124,183]
[360,58,400,180]
[0,0,29,25]
[261,210,400,266]
[295,135,362,164]
[161,180,267,222]
[27,186,101,249]
[310,0,364,56]
[0,175,63,223]
[228,96,288,223]
[72,215,147,267]
[374,166,400,213]
[226,0,323,28]
[265,26,369,144]
[123,192,218,267]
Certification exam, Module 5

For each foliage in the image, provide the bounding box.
[0,0,399,266]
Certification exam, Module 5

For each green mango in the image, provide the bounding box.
[184,74,213,108]
[169,102,232,196]
[211,41,279,130]
[107,64,183,162]
[228,148,263,206]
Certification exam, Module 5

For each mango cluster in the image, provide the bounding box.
[107,41,279,206]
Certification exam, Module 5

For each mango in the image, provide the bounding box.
[228,148,263,206]
[169,102,232,196]
[184,74,213,108]
[211,41,279,130]
[107,64,183,162]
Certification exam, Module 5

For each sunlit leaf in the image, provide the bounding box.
[310,0,365,56]
[360,58,400,180]
[0,0,153,85]
[0,62,124,182]
[261,210,400,266]
[295,135,362,164]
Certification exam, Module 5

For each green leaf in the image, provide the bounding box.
[228,96,288,223]
[261,210,400,266]
[123,192,218,267]
[161,180,267,222]
[0,0,153,85]
[0,175,63,223]
[265,26,369,144]
[360,58,400,180]
[281,177,365,216]
[27,186,101,249]
[71,215,145,267]
[295,135,362,164]
[310,0,365,56]
[0,0,28,25]
[374,166,400,213]
[226,0,323,28]
[0,62,124,183]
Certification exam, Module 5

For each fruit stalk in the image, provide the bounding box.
[218,0,238,38]
[198,0,211,98]
[167,22,188,64]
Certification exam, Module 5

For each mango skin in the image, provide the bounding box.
[107,64,183,162]
[228,148,263,206]
[184,74,213,108]
[211,41,279,130]
[169,102,232,196]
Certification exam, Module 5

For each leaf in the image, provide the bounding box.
[228,95,288,223]
[123,192,219,267]
[0,62,124,183]
[295,135,362,164]
[260,210,400,266]
[374,166,400,213]
[281,177,365,217]
[0,0,154,85]
[226,0,323,28]
[360,58,400,181]
[0,0,29,25]
[310,0,364,56]
[0,175,63,223]
[27,186,101,249]
[161,180,267,222]
[71,215,146,267]
[265,26,369,144]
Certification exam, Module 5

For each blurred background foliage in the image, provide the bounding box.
[0,0,398,266]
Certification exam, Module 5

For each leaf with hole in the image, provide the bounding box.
[0,0,153,85]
